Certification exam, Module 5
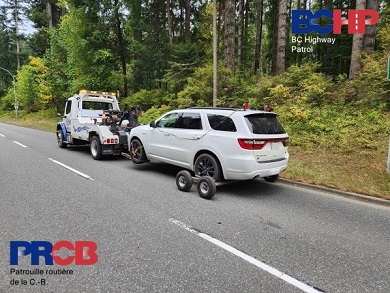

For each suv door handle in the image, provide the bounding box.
[164,133,170,136]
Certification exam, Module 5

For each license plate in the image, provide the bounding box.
[271,142,280,150]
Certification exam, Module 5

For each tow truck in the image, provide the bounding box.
[56,89,138,160]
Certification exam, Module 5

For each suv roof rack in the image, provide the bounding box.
[188,107,240,111]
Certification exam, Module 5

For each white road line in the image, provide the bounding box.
[170,218,321,293]
[0,133,5,137]
[48,158,94,180]
[13,140,28,148]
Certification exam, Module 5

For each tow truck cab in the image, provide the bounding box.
[56,90,130,160]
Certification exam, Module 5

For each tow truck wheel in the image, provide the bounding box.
[176,170,193,192]
[196,176,216,199]
[57,130,67,148]
[90,136,103,160]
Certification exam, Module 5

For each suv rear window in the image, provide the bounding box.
[244,113,286,134]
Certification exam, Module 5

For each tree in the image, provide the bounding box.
[364,0,379,54]
[166,0,173,44]
[223,0,235,75]
[2,0,25,70]
[184,0,190,42]
[274,0,287,74]
[349,0,367,79]
[254,0,264,74]
[237,0,244,68]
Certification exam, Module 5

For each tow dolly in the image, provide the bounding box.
[121,151,217,199]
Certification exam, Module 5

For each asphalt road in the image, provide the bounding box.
[0,122,389,293]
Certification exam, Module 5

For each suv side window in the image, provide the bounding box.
[207,114,237,132]
[156,112,179,128]
[175,113,202,130]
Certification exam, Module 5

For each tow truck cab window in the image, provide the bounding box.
[65,100,72,115]
[82,101,113,110]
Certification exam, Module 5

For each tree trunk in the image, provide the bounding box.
[275,0,287,74]
[185,0,190,42]
[166,0,173,44]
[14,0,20,70]
[349,0,366,79]
[46,1,53,29]
[270,0,278,73]
[254,0,263,74]
[114,0,128,97]
[322,0,333,73]
[223,0,235,75]
[364,0,379,54]
[237,0,244,67]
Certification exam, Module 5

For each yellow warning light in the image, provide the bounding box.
[79,89,116,96]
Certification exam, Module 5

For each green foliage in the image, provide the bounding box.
[1,87,16,111]
[248,63,334,108]
[277,104,390,152]
[55,8,120,93]
[177,63,235,108]
[338,52,389,108]
[138,105,173,125]
[121,89,166,111]
[9,57,51,112]
[163,43,202,94]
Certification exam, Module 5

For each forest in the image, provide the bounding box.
[0,0,390,196]
[0,0,388,111]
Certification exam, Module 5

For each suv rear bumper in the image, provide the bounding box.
[223,157,288,180]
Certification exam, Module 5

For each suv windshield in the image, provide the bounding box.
[244,113,286,134]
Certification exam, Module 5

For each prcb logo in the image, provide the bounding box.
[10,241,98,266]
[292,9,379,34]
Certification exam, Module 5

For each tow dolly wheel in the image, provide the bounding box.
[176,170,193,192]
[197,176,216,199]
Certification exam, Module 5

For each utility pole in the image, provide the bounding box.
[212,0,217,107]
[387,136,390,173]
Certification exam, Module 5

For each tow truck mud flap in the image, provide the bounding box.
[117,131,128,145]
[102,144,114,155]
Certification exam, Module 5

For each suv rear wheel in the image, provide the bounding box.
[194,153,222,182]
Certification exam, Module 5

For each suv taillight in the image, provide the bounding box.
[238,138,288,150]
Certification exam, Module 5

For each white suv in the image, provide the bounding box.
[128,108,289,182]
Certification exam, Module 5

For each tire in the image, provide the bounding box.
[57,130,67,148]
[176,170,193,192]
[264,174,279,182]
[90,136,103,160]
[194,153,222,182]
[197,176,216,199]
[130,138,147,164]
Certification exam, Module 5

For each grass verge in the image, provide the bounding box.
[283,145,390,200]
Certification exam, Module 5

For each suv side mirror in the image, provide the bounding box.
[150,121,156,128]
